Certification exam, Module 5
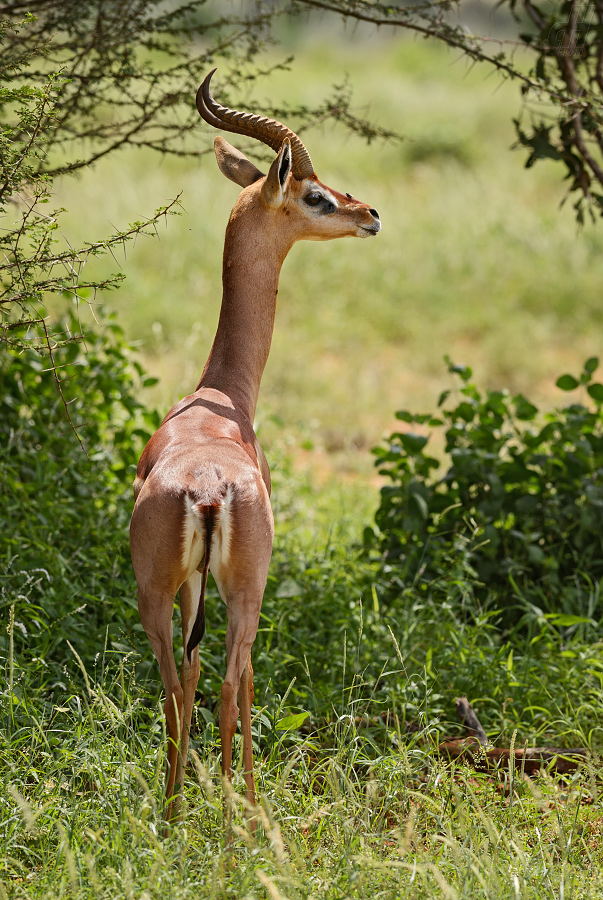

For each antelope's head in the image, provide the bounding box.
[196,70,381,243]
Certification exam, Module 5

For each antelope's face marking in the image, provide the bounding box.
[199,70,381,243]
[282,175,381,242]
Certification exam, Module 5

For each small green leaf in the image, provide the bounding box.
[584,357,599,375]
[395,410,414,423]
[425,646,434,679]
[449,362,472,382]
[556,374,579,391]
[275,712,309,732]
[409,490,429,519]
[587,383,603,404]
[456,402,475,422]
[399,432,428,454]
[513,394,538,420]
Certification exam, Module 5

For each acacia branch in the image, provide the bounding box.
[41,316,87,455]
[298,0,550,94]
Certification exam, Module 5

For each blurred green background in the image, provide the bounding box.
[53,30,603,525]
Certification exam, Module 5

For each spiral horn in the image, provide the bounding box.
[196,69,314,180]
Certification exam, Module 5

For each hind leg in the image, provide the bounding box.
[173,572,203,816]
[220,602,262,832]
[218,543,272,829]
[217,486,273,772]
[137,586,183,821]
[238,655,256,809]
[220,609,261,778]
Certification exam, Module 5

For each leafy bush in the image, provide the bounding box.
[255,532,603,748]
[0,310,160,687]
[370,357,603,629]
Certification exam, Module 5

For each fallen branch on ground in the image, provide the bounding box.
[437,697,588,776]
[437,737,587,775]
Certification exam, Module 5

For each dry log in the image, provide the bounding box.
[347,699,588,777]
[438,738,587,775]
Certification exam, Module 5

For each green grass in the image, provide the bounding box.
[2,633,603,899]
[50,37,603,511]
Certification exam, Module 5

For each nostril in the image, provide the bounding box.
[369,208,380,219]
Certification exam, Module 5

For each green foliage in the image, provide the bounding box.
[0,310,160,681]
[256,537,603,749]
[371,358,603,629]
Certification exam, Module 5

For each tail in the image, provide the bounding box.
[186,506,215,660]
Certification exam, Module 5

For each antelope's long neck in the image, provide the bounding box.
[197,196,289,422]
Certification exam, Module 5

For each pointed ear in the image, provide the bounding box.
[213,136,264,188]
[261,139,292,209]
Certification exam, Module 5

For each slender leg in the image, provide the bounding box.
[171,573,203,818]
[220,672,238,832]
[219,602,262,830]
[214,482,274,830]
[220,620,237,817]
[137,587,183,822]
[238,655,257,829]
[177,645,200,781]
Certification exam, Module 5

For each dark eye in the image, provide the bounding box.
[304,192,323,206]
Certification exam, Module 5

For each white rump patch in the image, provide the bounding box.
[210,485,233,574]
[181,495,204,580]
